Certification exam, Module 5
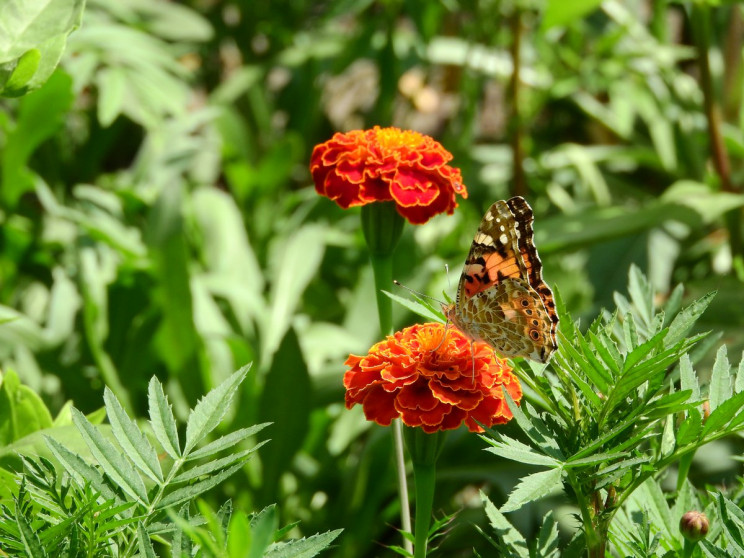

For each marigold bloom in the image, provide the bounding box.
[344,323,522,433]
[310,126,468,224]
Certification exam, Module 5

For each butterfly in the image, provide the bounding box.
[442,196,559,363]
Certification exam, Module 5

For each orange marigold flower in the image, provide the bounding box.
[310,126,468,224]
[344,323,522,433]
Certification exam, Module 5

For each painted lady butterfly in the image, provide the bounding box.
[443,196,559,362]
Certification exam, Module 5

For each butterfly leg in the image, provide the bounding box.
[431,320,451,353]
[470,340,476,384]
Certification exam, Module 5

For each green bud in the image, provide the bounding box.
[679,510,709,542]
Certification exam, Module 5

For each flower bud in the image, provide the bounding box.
[679,511,709,542]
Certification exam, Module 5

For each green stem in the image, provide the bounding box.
[370,253,394,336]
[404,428,445,558]
[362,203,409,552]
[412,461,436,558]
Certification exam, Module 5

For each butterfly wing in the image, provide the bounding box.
[451,196,559,362]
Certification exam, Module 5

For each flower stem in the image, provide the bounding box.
[362,202,409,552]
[369,253,394,336]
[412,460,436,558]
[404,428,444,558]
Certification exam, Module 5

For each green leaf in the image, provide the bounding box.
[0,0,85,97]
[2,49,40,97]
[588,330,621,375]
[663,292,715,348]
[173,445,264,483]
[103,387,163,484]
[71,407,149,504]
[482,434,560,467]
[542,0,603,29]
[1,72,73,207]
[627,264,654,331]
[676,408,703,446]
[564,451,629,468]
[186,423,271,461]
[156,459,248,509]
[480,492,529,557]
[148,376,181,458]
[249,505,279,558]
[262,225,326,362]
[257,328,312,504]
[96,67,127,127]
[0,369,53,446]
[137,522,158,558]
[709,345,732,412]
[622,329,666,373]
[184,365,250,454]
[702,391,744,438]
[718,493,744,554]
[736,353,744,394]
[679,354,701,401]
[623,312,639,351]
[15,506,48,558]
[45,437,121,505]
[264,529,344,558]
[535,511,560,558]
[500,467,563,513]
[146,183,199,373]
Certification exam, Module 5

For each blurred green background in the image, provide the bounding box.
[2,0,744,555]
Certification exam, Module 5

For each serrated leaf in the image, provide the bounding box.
[536,511,560,558]
[480,492,529,557]
[709,345,732,412]
[249,505,279,558]
[500,467,563,513]
[702,391,744,438]
[156,459,248,509]
[45,437,122,506]
[71,408,149,504]
[664,291,715,348]
[661,414,675,458]
[558,334,610,394]
[148,376,181,458]
[718,494,744,554]
[736,353,744,394]
[679,354,701,401]
[186,423,271,461]
[623,313,639,349]
[104,387,163,484]
[482,434,560,467]
[565,451,628,468]
[502,393,564,460]
[588,330,621,375]
[622,329,666,372]
[16,508,48,558]
[172,445,264,483]
[137,522,157,558]
[184,365,250,454]
[676,409,702,446]
[264,529,344,558]
[627,265,654,330]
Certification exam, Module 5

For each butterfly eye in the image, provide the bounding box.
[521,299,530,308]
[529,329,540,340]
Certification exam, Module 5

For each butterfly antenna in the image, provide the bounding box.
[392,280,444,304]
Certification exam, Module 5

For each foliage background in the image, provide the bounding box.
[2,0,744,555]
